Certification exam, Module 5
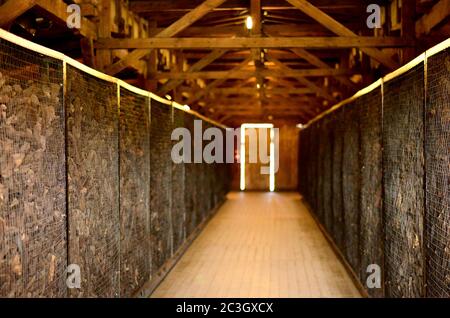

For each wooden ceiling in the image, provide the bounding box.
[0,0,449,126]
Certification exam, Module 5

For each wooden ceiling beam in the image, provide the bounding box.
[158,49,227,95]
[96,36,412,49]
[0,0,35,26]
[285,0,400,69]
[104,0,228,75]
[34,0,97,39]
[130,0,359,13]
[290,48,357,89]
[148,23,364,37]
[149,68,353,80]
[197,87,314,95]
[416,0,450,36]
[265,55,337,102]
[186,57,253,105]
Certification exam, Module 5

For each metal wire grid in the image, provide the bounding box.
[357,88,384,297]
[66,65,120,297]
[424,49,450,298]
[0,39,67,297]
[321,117,333,234]
[330,109,346,252]
[119,88,150,297]
[341,102,361,272]
[383,64,425,298]
[172,108,186,252]
[183,113,197,238]
[150,99,173,272]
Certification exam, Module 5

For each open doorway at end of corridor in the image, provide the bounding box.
[240,123,277,192]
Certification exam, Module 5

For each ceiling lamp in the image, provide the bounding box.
[245,16,253,30]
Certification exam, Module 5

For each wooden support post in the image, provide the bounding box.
[401,0,416,63]
[97,0,112,71]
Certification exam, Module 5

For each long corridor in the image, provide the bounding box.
[152,192,361,298]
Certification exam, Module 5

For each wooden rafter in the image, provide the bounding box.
[35,0,97,39]
[290,48,357,89]
[158,49,228,95]
[265,55,337,102]
[96,36,412,49]
[186,57,252,105]
[416,0,450,36]
[105,0,228,75]
[149,68,353,80]
[285,0,400,69]
[195,87,314,95]
[0,0,35,26]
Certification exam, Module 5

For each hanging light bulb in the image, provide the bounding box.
[245,16,253,30]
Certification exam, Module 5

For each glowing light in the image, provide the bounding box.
[269,135,275,192]
[165,94,172,100]
[296,123,304,129]
[256,83,261,89]
[245,16,253,30]
[183,104,190,111]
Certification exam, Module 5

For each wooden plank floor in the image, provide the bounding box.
[151,192,361,298]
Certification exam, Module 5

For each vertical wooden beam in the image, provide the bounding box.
[80,37,96,68]
[97,0,112,70]
[144,19,158,92]
[401,0,416,63]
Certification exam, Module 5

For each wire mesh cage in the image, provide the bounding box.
[355,87,384,297]
[330,108,346,252]
[0,39,67,297]
[119,88,151,297]
[383,64,425,298]
[172,107,186,252]
[321,117,333,234]
[183,113,197,238]
[341,101,361,272]
[356,87,384,297]
[66,65,120,298]
[150,98,174,272]
[424,48,450,298]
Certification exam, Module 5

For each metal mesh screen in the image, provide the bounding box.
[424,49,450,298]
[0,31,230,298]
[341,102,361,272]
[383,64,425,298]
[357,88,384,297]
[172,108,186,252]
[0,39,67,297]
[150,99,173,272]
[330,109,345,252]
[297,42,450,298]
[183,113,197,238]
[321,117,333,233]
[66,66,120,298]
[119,88,150,297]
